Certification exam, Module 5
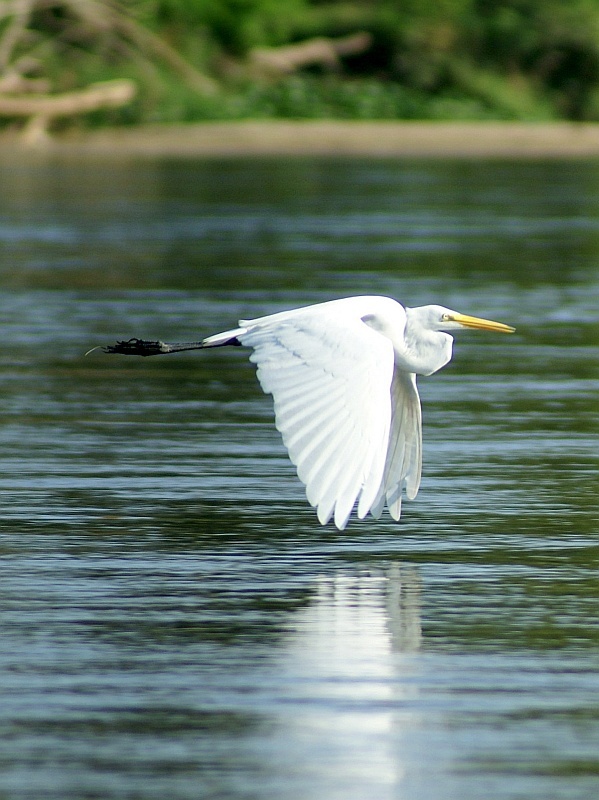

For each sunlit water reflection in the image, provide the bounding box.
[0,155,597,799]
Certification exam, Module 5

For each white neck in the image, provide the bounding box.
[401,309,454,376]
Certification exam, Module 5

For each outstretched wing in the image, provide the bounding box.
[239,310,395,529]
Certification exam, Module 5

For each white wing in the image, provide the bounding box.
[370,371,422,521]
[239,309,396,529]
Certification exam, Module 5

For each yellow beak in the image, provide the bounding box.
[449,312,516,334]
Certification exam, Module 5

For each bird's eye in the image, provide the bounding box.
[441,313,452,322]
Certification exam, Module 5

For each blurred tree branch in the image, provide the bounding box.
[0,0,217,141]
[0,77,135,143]
[249,32,372,77]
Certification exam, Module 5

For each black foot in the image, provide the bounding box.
[103,338,169,356]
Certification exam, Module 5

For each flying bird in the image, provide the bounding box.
[102,296,515,529]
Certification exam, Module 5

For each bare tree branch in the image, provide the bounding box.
[250,32,372,77]
[0,77,134,115]
[0,0,218,96]
[0,78,135,144]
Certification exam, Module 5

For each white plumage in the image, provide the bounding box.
[106,295,514,529]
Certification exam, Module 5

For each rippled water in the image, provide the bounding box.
[0,154,598,799]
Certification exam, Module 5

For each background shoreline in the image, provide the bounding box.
[4,120,599,158]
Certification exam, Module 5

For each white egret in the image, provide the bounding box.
[104,296,515,529]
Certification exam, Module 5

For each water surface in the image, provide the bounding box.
[0,155,598,799]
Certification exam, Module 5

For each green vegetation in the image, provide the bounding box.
[2,0,599,126]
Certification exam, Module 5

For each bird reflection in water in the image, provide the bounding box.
[260,565,422,799]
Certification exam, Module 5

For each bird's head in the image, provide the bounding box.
[424,305,515,334]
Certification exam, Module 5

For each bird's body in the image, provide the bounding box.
[104,295,514,529]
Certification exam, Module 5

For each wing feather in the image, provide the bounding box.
[301,411,356,500]
[297,412,352,489]
[276,386,346,438]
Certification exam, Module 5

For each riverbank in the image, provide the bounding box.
[3,120,599,158]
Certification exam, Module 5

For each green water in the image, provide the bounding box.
[0,155,597,799]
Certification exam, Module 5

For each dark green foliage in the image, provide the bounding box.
[150,0,310,53]
[467,0,599,119]
[3,0,599,123]
[130,0,599,121]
